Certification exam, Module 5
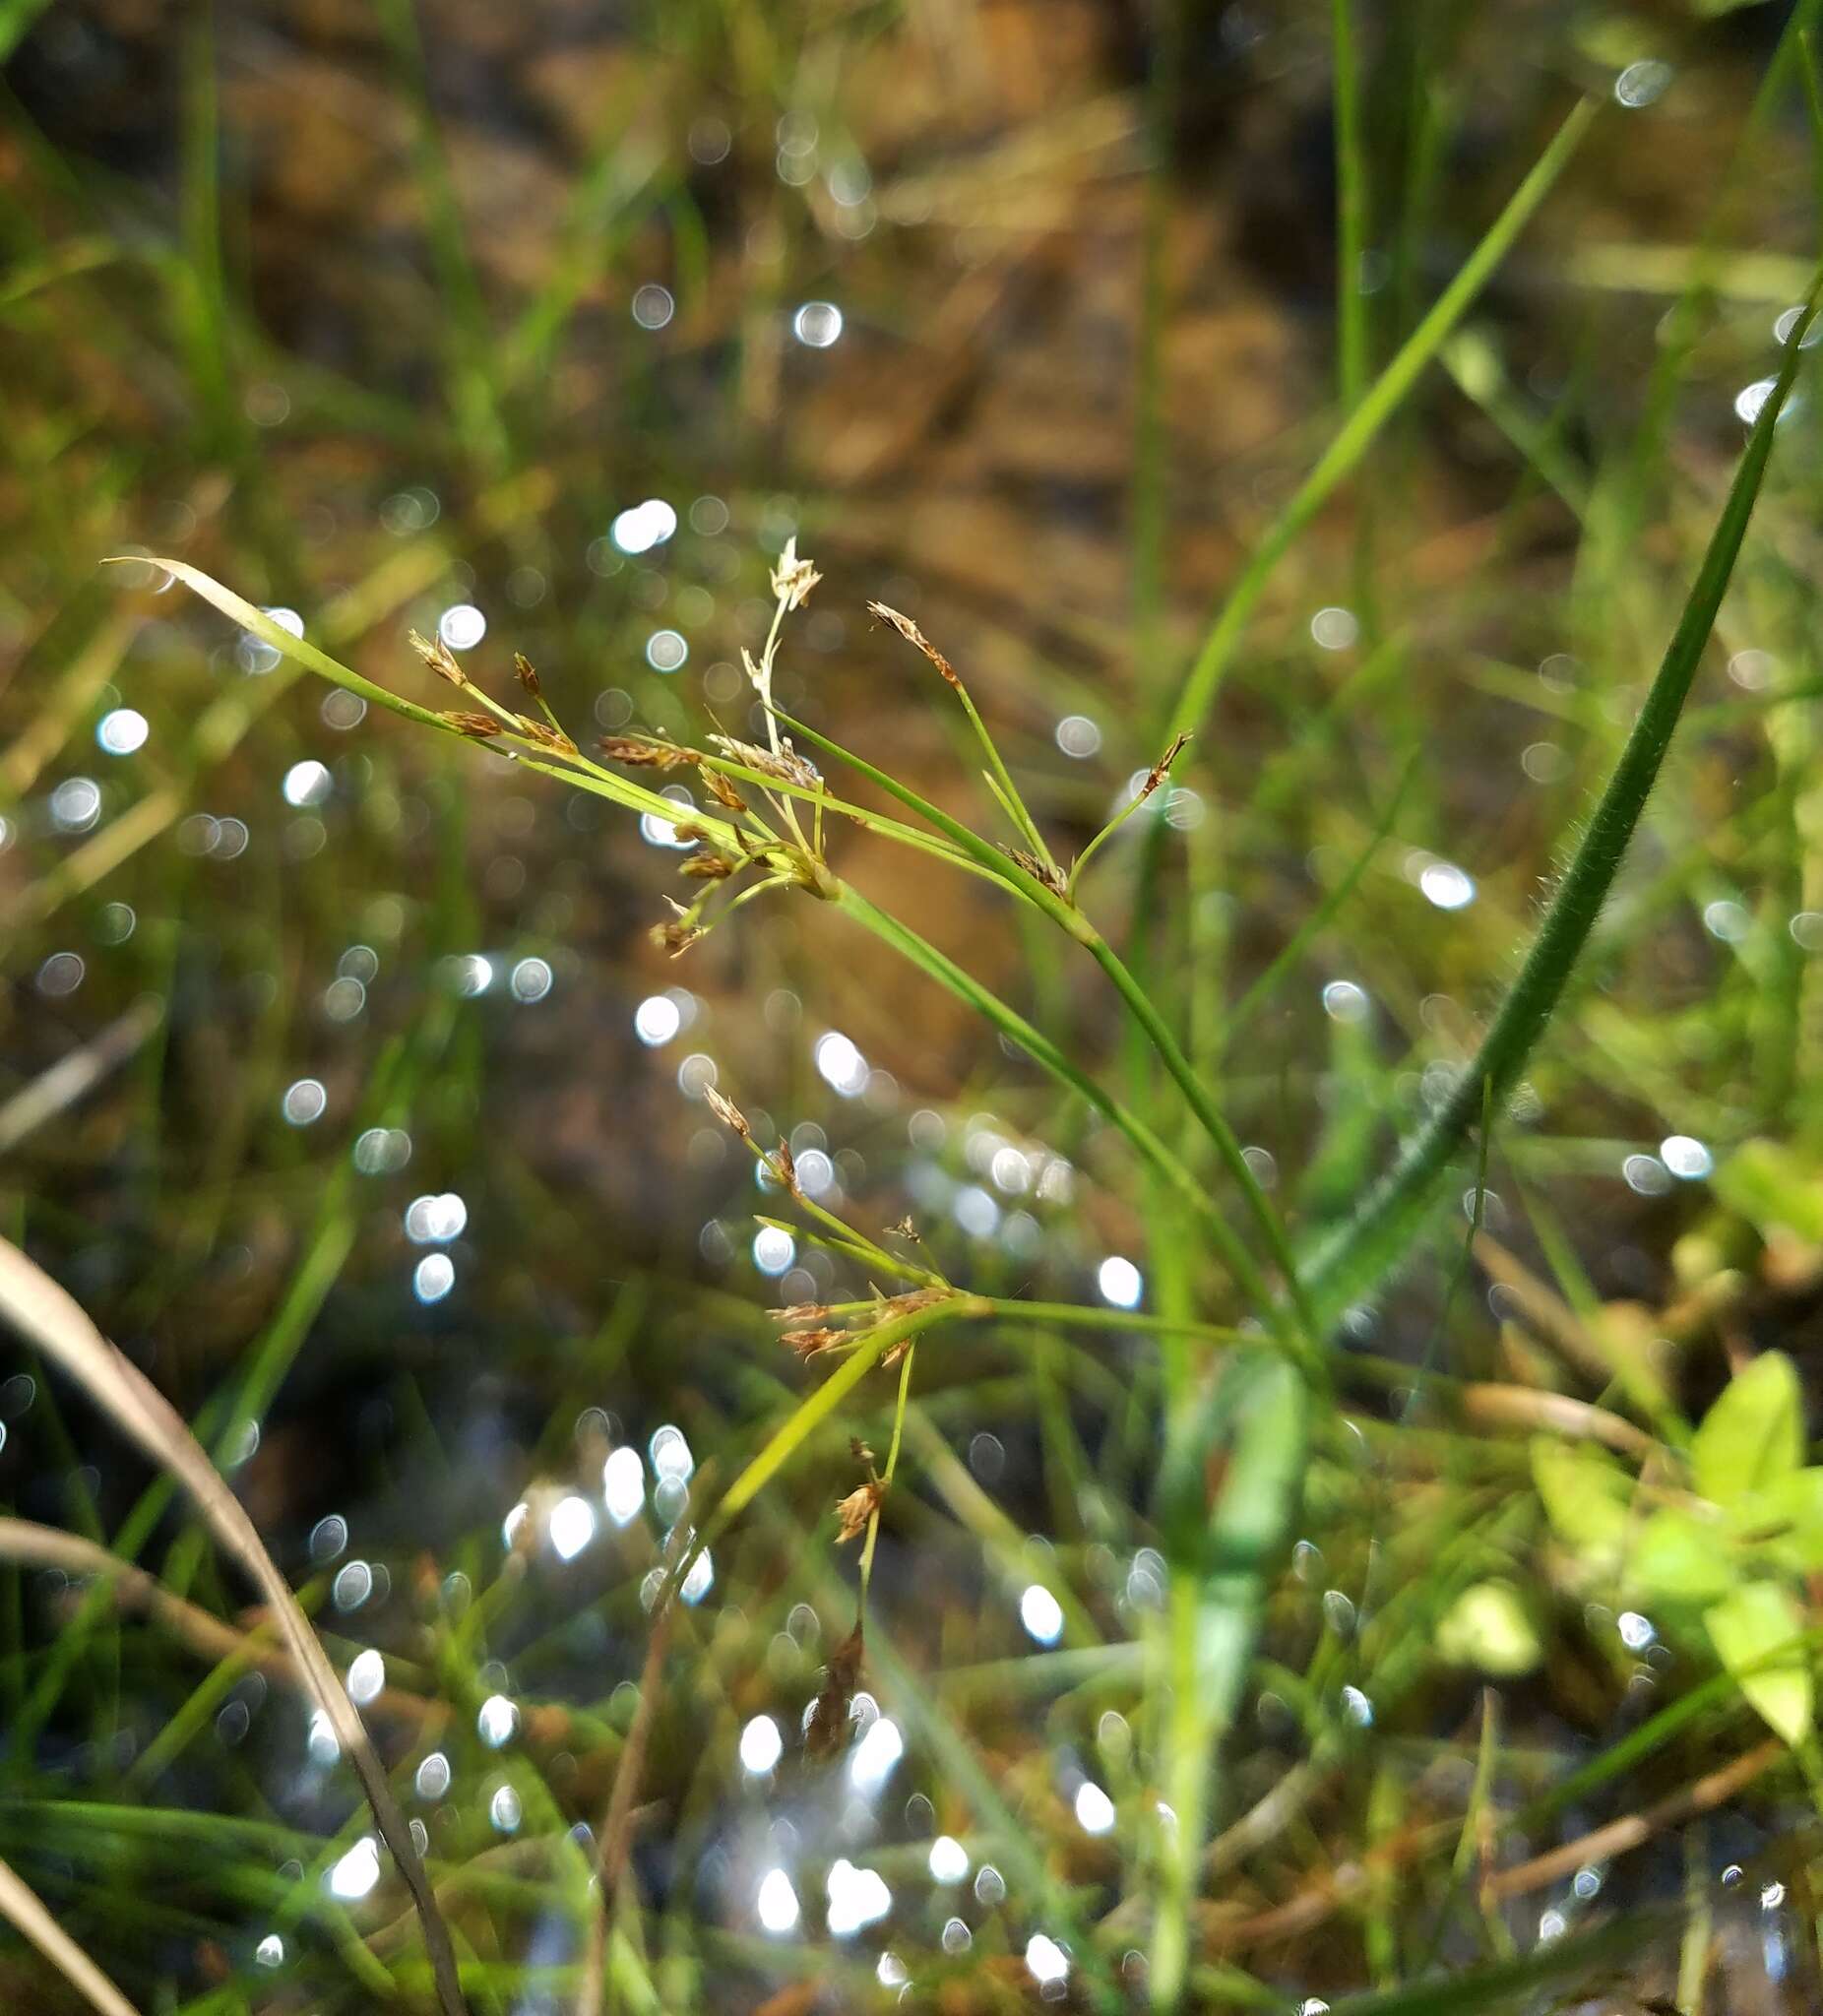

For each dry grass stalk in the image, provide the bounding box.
[0,1239,468,2016]
[0,1517,440,1730]
[0,1856,142,2016]
[0,997,162,1157]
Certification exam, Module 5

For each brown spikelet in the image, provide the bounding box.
[887,1287,951,1318]
[868,600,959,687]
[517,716,578,754]
[514,652,541,696]
[998,845,1068,898]
[703,768,748,812]
[1138,730,1192,801]
[833,1480,886,1544]
[703,1084,753,1142]
[781,1327,848,1358]
[707,735,821,791]
[773,1302,834,1327]
[806,1620,865,1759]
[598,736,701,770]
[410,629,466,686]
[772,1142,802,1197]
[680,849,737,882]
[656,919,706,958]
[887,1216,921,1243]
[440,710,502,738]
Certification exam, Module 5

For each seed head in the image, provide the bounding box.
[782,1327,848,1358]
[517,716,578,754]
[834,1480,886,1544]
[774,1302,834,1327]
[1137,731,1192,802]
[771,536,822,611]
[703,1084,752,1142]
[680,848,737,881]
[598,736,701,770]
[708,735,821,791]
[440,710,502,738]
[999,845,1068,897]
[703,769,748,812]
[410,629,466,686]
[806,1620,865,1758]
[513,652,541,697]
[656,918,706,958]
[772,1141,802,1197]
[868,600,959,687]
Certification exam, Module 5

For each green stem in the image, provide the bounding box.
[829,882,1291,1340]
[1303,272,1823,1326]
[857,1344,916,1602]
[776,710,1305,1333]
[1332,0,1370,412]
[1160,97,1594,750]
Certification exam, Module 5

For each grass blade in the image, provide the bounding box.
[0,1239,469,2016]
[1303,274,1823,1325]
[1162,97,1595,746]
[0,1856,141,2016]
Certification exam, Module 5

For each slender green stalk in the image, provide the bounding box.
[776,710,1306,1330]
[696,1302,962,1550]
[1066,737,1191,897]
[1303,273,1823,1325]
[959,682,1058,873]
[1332,0,1370,412]
[857,1344,916,1602]
[830,882,1291,1338]
[114,561,748,851]
[1160,97,1595,749]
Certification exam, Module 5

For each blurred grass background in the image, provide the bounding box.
[8,0,1823,2010]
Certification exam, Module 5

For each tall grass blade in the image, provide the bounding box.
[1304,275,1823,1325]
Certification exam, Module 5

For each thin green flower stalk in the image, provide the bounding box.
[1157,97,1596,756]
[764,702,1313,1339]
[135,550,1295,1342]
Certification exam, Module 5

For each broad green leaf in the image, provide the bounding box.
[1692,1352,1802,1505]
[1531,1437,1630,1570]
[1627,1507,1733,1604]
[1705,1582,1812,1745]
[1730,1468,1823,1575]
[1435,1581,1542,1676]
[1712,1139,1823,1244]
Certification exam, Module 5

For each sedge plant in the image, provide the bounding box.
[118,269,1821,2001]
